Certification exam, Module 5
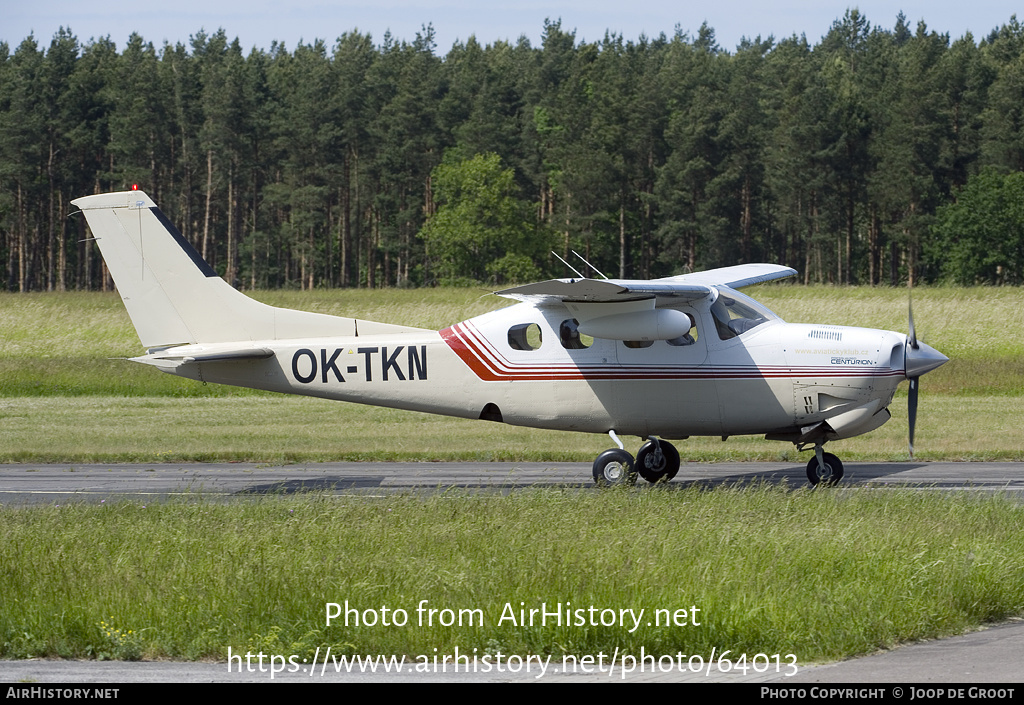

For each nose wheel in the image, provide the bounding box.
[806,450,844,486]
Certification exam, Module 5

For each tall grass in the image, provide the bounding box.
[1,487,1022,662]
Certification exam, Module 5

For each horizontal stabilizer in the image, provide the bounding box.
[141,345,276,363]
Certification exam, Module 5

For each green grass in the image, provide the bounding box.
[0,393,1021,463]
[1,486,1022,662]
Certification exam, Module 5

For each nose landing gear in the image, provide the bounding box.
[805,445,844,486]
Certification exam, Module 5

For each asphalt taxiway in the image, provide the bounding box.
[1,460,1024,504]
[2,619,1023,683]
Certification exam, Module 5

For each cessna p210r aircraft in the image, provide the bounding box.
[73,189,948,486]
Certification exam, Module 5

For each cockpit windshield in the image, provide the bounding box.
[710,289,779,340]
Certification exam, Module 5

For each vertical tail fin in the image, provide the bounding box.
[73,190,423,349]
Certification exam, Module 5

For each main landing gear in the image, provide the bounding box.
[592,433,681,487]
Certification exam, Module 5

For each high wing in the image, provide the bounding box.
[652,263,799,290]
[495,277,706,303]
[494,264,797,341]
[495,263,797,303]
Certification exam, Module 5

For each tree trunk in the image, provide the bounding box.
[202,149,213,261]
[17,183,26,293]
[226,163,236,286]
[741,174,752,263]
[619,200,626,279]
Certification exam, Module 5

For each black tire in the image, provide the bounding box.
[636,439,681,483]
[592,448,637,487]
[806,452,844,486]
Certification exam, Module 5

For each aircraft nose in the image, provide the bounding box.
[905,339,948,379]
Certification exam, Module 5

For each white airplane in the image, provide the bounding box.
[73,189,948,486]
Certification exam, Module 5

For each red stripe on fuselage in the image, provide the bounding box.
[440,322,904,383]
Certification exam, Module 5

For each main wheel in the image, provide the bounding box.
[636,439,681,483]
[806,452,844,486]
[592,448,637,487]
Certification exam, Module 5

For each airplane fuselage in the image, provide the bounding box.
[154,292,906,443]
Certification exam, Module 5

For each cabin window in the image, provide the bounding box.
[508,323,543,351]
[711,293,767,340]
[559,319,593,349]
[623,340,653,349]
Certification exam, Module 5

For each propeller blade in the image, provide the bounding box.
[908,294,918,350]
[904,292,947,459]
[908,376,919,459]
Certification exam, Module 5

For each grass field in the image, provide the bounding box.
[2,486,1023,663]
[1,285,1023,665]
[1,285,1021,462]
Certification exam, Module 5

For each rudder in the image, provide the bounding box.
[73,190,424,349]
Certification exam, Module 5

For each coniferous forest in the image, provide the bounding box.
[3,11,1024,293]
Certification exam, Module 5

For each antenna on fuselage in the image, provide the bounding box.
[551,251,585,279]
[572,250,609,280]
